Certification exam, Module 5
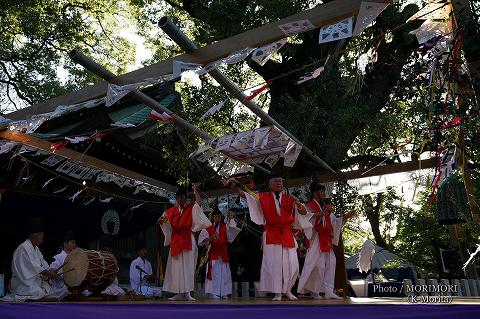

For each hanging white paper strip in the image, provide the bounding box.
[199,101,225,121]
[252,39,287,66]
[172,60,202,78]
[283,140,302,167]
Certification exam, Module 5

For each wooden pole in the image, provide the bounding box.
[5,0,366,121]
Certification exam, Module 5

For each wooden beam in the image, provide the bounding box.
[0,130,177,192]
[205,158,437,197]
[5,0,367,121]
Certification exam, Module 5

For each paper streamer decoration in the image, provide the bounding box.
[319,17,353,44]
[0,115,12,129]
[69,189,86,202]
[106,83,132,107]
[253,127,271,149]
[99,197,114,203]
[173,60,202,78]
[149,110,174,123]
[0,141,17,154]
[410,21,451,44]
[278,19,316,36]
[353,2,389,36]
[264,153,281,168]
[297,56,329,84]
[199,101,225,121]
[283,140,302,167]
[252,39,287,66]
[407,2,452,22]
[197,48,255,75]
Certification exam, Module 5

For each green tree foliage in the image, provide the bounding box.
[0,0,140,112]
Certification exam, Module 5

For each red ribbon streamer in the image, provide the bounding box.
[50,140,69,152]
[242,80,272,103]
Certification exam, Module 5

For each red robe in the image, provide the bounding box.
[259,192,296,248]
[205,223,229,280]
[305,200,334,252]
[206,223,229,262]
[165,204,194,256]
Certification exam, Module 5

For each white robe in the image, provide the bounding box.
[101,277,125,296]
[1,240,54,302]
[297,209,343,295]
[49,250,70,300]
[244,192,312,294]
[160,202,211,293]
[198,219,241,297]
[129,257,161,297]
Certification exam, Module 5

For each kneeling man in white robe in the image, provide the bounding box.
[198,209,241,299]
[129,242,162,297]
[1,218,57,302]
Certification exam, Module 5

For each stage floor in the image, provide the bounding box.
[1,297,480,319]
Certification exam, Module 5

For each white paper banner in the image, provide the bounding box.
[253,127,271,149]
[319,17,353,44]
[0,141,18,154]
[278,19,316,36]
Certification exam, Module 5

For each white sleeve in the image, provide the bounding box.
[198,229,210,246]
[49,254,63,270]
[146,260,153,276]
[292,205,313,239]
[332,213,343,246]
[244,192,265,225]
[192,203,212,232]
[13,245,47,281]
[129,260,137,290]
[159,212,172,246]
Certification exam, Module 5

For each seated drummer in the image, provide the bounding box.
[49,230,76,300]
[129,241,162,297]
[1,218,57,302]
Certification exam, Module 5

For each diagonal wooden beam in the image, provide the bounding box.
[6,0,366,121]
[0,130,177,192]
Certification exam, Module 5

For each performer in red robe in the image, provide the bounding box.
[158,183,211,301]
[297,182,355,299]
[198,208,240,298]
[229,173,312,301]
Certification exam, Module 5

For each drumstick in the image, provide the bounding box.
[57,268,75,276]
[55,260,68,273]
